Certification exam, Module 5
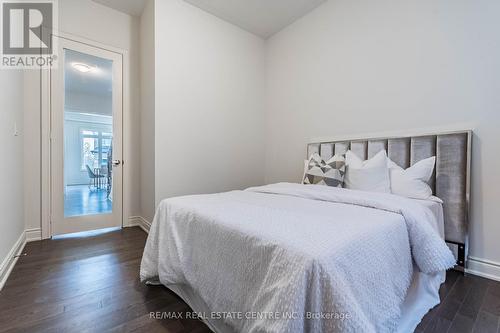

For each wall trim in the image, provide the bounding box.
[25,228,42,242]
[467,256,500,282]
[0,232,26,291]
[127,216,151,233]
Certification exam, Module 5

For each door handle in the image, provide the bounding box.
[112,160,121,166]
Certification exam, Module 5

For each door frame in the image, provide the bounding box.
[41,31,129,238]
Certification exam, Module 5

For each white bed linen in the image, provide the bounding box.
[397,198,445,333]
[141,183,454,333]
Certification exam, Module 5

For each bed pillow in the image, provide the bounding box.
[388,156,436,200]
[344,150,391,193]
[302,153,346,187]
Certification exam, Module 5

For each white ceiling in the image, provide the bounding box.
[92,0,148,16]
[92,0,326,38]
[183,0,327,38]
[65,49,113,115]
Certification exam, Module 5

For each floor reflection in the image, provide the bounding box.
[64,185,112,217]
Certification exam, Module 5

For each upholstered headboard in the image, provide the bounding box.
[307,130,472,270]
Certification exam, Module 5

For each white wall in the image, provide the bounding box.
[24,0,141,233]
[0,70,25,271]
[65,91,112,116]
[154,0,266,203]
[265,0,500,265]
[139,0,156,222]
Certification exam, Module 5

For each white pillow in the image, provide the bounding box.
[344,150,391,193]
[388,156,436,200]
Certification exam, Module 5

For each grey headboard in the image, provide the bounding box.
[307,130,472,269]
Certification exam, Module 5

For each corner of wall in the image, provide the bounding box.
[127,216,151,233]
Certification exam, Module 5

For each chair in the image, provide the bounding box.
[85,165,106,190]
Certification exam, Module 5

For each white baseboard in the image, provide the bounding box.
[25,228,42,242]
[127,216,151,233]
[467,256,500,282]
[0,232,26,291]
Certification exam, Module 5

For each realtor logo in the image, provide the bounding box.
[1,0,58,69]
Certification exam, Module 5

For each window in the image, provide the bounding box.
[81,129,112,170]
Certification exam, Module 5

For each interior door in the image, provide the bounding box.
[50,37,123,236]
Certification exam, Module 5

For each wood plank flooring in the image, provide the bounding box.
[415,269,500,333]
[64,185,112,217]
[0,228,209,333]
[0,227,498,333]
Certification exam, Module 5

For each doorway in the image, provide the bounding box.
[50,37,123,236]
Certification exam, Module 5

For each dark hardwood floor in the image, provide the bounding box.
[0,227,498,333]
[0,227,209,333]
[415,269,500,333]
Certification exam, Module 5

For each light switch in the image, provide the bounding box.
[13,122,20,136]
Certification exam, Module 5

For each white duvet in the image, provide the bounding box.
[140,183,455,333]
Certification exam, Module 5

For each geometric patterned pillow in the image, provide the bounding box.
[302,153,346,188]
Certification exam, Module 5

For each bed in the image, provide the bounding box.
[140,131,471,333]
